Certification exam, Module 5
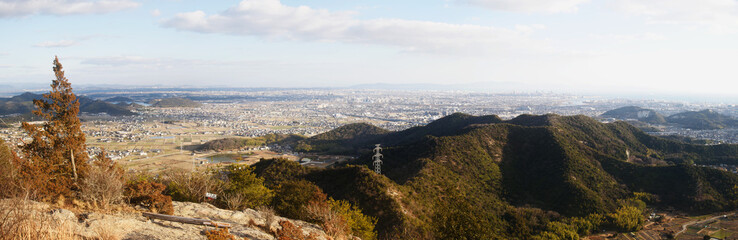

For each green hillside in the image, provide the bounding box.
[601,106,667,124]
[105,96,135,102]
[381,112,502,146]
[294,123,390,154]
[0,92,135,117]
[198,134,306,151]
[272,113,738,239]
[667,109,738,130]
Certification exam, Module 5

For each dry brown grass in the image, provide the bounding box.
[0,197,124,240]
[221,192,248,211]
[93,223,121,240]
[160,169,221,203]
[304,200,349,240]
[80,164,124,210]
[0,197,77,240]
[256,205,277,228]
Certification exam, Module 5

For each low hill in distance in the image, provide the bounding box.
[105,96,135,102]
[198,134,306,152]
[601,106,667,124]
[78,98,136,116]
[0,92,135,117]
[271,113,738,239]
[667,109,738,130]
[601,106,738,130]
[150,97,201,108]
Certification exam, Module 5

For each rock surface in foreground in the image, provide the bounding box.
[5,200,330,240]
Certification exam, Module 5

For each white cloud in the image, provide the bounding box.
[151,9,160,17]
[81,56,249,68]
[611,0,738,33]
[0,0,140,17]
[82,56,151,66]
[162,0,549,55]
[589,32,665,42]
[33,39,78,47]
[456,0,590,13]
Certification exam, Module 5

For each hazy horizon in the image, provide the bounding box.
[3,82,738,105]
[3,0,738,96]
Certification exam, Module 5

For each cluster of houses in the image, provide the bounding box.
[86,146,162,161]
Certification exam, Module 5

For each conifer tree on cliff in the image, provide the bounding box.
[20,56,89,198]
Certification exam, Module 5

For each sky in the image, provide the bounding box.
[1,0,738,96]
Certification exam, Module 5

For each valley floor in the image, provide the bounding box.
[586,211,738,240]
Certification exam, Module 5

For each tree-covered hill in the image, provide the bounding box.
[666,109,738,130]
[600,106,738,130]
[293,113,501,154]
[600,106,667,124]
[0,92,135,116]
[271,113,738,239]
[198,134,306,151]
[104,96,135,102]
[293,123,390,154]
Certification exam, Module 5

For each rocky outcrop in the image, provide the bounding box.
[2,199,331,240]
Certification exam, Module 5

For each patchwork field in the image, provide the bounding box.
[84,121,299,172]
[587,212,738,240]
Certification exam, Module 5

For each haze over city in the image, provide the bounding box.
[2,0,738,98]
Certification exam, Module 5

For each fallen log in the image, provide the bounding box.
[142,212,232,228]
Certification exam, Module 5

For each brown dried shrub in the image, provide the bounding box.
[256,205,277,228]
[80,149,124,210]
[276,220,319,240]
[0,140,23,199]
[220,192,248,211]
[304,198,349,239]
[161,169,221,203]
[124,179,173,215]
[204,227,239,240]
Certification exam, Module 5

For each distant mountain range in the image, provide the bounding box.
[260,113,738,239]
[601,106,738,130]
[0,92,136,117]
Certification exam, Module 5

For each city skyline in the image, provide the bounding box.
[2,0,738,96]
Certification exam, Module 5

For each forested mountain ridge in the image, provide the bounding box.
[293,113,501,154]
[293,123,390,154]
[272,113,738,239]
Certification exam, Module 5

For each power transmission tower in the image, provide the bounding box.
[373,144,383,174]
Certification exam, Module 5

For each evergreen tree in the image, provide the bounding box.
[19,56,89,198]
